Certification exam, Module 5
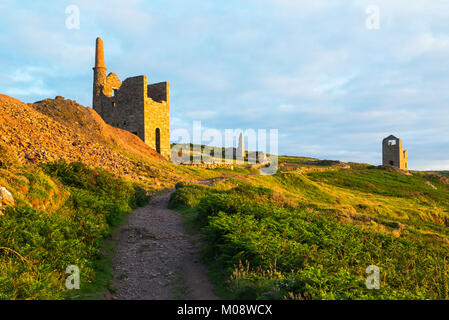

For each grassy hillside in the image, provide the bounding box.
[0,95,231,299]
[0,161,150,299]
[169,157,449,300]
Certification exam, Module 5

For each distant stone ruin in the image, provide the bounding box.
[236,132,269,165]
[248,151,267,164]
[236,132,245,162]
[92,37,170,159]
[382,135,408,170]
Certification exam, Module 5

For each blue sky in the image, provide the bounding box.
[1,0,449,170]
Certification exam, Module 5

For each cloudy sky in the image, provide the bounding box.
[1,0,449,170]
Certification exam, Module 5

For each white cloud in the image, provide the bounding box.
[412,160,449,171]
[396,32,449,61]
[77,0,155,33]
[5,85,54,97]
[185,110,218,120]
[9,66,56,82]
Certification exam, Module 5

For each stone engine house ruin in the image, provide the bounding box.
[92,37,170,159]
[382,135,408,170]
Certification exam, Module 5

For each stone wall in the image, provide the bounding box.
[103,72,122,97]
[382,135,408,170]
[92,38,171,160]
[98,76,146,142]
[181,163,235,170]
[147,82,169,103]
[144,80,170,159]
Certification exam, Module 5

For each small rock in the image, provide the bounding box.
[425,181,437,190]
[0,186,15,210]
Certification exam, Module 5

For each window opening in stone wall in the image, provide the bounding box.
[155,128,161,154]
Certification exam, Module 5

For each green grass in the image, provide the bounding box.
[176,207,201,235]
[0,161,150,300]
[66,239,117,300]
[278,155,318,163]
[171,272,188,300]
[169,167,449,300]
[307,167,449,200]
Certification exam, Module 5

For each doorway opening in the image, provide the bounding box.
[155,128,161,154]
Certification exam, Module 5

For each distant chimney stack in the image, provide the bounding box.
[92,37,107,113]
[95,37,105,69]
[237,132,245,162]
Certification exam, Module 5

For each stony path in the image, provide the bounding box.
[107,191,218,300]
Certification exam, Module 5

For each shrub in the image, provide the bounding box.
[168,184,209,209]
[0,161,151,299]
[169,176,449,300]
[175,181,186,190]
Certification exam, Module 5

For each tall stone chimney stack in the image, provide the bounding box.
[237,132,245,162]
[95,37,106,68]
[92,37,107,115]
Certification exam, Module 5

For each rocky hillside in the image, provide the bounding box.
[0,94,216,189]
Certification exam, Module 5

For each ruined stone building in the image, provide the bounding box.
[382,135,408,170]
[92,37,170,159]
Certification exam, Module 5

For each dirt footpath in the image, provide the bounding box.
[107,191,218,300]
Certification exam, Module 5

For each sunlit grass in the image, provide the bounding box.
[169,162,449,300]
[0,161,150,300]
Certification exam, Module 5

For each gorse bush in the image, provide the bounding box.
[230,184,274,198]
[168,183,209,209]
[170,174,449,300]
[0,161,150,299]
